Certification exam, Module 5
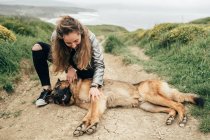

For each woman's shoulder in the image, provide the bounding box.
[88,29,96,41]
[51,30,57,42]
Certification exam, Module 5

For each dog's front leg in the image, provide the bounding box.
[85,95,107,135]
[73,99,103,137]
[73,102,91,137]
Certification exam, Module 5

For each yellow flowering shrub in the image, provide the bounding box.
[0,25,16,43]
[148,23,180,41]
[205,25,210,31]
[159,24,208,46]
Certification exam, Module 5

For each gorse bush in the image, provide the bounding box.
[148,23,180,41]
[0,25,16,43]
[104,35,125,54]
[159,24,208,47]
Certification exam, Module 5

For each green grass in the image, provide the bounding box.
[0,15,54,91]
[104,35,126,54]
[105,22,210,133]
[190,17,210,24]
[87,24,128,36]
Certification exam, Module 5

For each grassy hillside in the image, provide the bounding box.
[190,17,210,24]
[0,15,54,92]
[104,21,210,133]
[87,24,128,36]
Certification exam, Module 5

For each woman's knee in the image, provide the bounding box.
[32,43,43,51]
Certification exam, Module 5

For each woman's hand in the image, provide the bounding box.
[66,67,77,84]
[89,87,102,101]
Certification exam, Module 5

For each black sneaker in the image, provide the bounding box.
[35,89,52,107]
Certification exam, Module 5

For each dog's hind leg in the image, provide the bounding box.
[145,95,187,127]
[85,95,107,135]
[139,102,176,125]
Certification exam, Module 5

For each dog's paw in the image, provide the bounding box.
[86,123,98,135]
[179,115,187,127]
[166,115,175,125]
[73,123,86,137]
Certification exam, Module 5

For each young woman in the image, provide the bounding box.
[32,16,105,107]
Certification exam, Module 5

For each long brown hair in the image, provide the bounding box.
[52,16,91,73]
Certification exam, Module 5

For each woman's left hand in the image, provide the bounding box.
[89,87,102,101]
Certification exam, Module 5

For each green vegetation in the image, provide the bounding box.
[104,35,125,54]
[0,15,54,91]
[104,21,210,133]
[0,25,16,43]
[87,24,128,36]
[190,17,210,24]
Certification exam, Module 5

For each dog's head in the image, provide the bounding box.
[51,79,72,106]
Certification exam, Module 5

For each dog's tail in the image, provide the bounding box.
[160,82,205,108]
[191,96,205,107]
[180,93,205,107]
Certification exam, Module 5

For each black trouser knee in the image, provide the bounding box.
[32,42,52,86]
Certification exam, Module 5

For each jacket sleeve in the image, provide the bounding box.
[89,31,105,86]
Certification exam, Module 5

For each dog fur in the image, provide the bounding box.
[51,78,204,137]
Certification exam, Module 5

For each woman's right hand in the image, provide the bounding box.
[66,67,77,84]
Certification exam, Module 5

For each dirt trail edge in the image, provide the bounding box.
[0,42,209,140]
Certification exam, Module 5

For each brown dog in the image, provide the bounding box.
[51,78,204,137]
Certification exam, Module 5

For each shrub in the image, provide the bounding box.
[0,16,54,37]
[159,24,208,47]
[0,25,16,43]
[104,35,125,54]
[2,20,37,37]
[3,82,14,93]
[148,23,180,41]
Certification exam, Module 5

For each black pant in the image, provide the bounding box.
[32,42,52,86]
[32,42,94,86]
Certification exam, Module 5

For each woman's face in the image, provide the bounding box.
[63,31,81,49]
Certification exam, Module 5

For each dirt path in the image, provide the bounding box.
[0,43,210,140]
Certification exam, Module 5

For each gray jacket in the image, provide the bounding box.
[51,30,105,86]
[88,31,105,86]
